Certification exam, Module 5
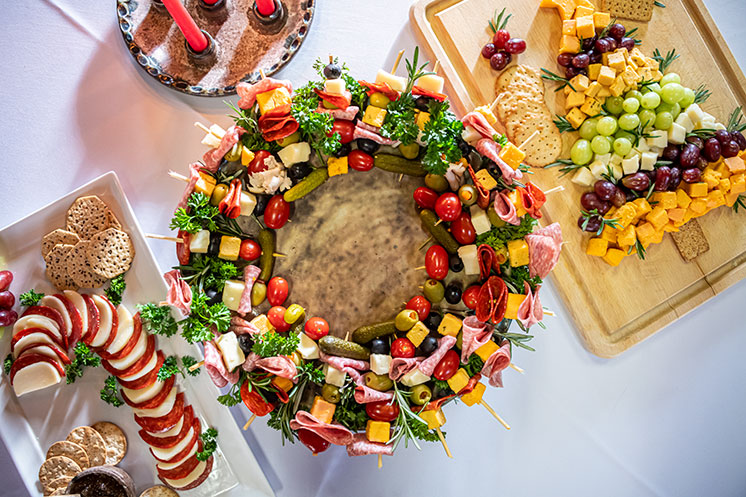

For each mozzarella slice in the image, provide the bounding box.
[108,331,148,371]
[150,426,196,460]
[148,415,185,438]
[13,332,58,357]
[39,296,71,340]
[157,440,200,471]
[119,349,158,381]
[215,332,245,372]
[296,332,319,360]
[162,459,207,488]
[134,386,178,418]
[13,362,62,396]
[89,295,113,348]
[63,290,88,336]
[123,378,165,405]
[374,69,406,92]
[18,345,63,363]
[106,306,134,355]
[12,316,63,343]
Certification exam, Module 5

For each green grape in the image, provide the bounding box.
[680,87,696,108]
[615,130,635,142]
[656,102,674,114]
[641,92,661,110]
[605,96,624,115]
[570,139,593,165]
[647,83,662,94]
[622,98,640,114]
[661,83,685,104]
[660,73,681,86]
[591,135,611,155]
[625,90,643,102]
[618,113,641,131]
[578,119,599,140]
[606,136,616,148]
[597,116,618,136]
[655,111,673,130]
[670,103,681,120]
[639,109,657,129]
[613,137,633,156]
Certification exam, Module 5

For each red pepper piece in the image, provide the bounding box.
[526,182,546,211]
[358,80,400,101]
[240,381,274,416]
[219,179,242,219]
[313,88,352,110]
[412,85,447,102]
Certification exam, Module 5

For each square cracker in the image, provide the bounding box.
[603,0,655,22]
[671,219,710,262]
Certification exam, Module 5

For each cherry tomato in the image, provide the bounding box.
[425,245,449,280]
[240,381,274,416]
[348,149,374,172]
[365,400,400,422]
[433,349,460,381]
[267,277,289,306]
[264,195,290,229]
[297,428,331,455]
[267,306,291,333]
[0,271,13,292]
[450,211,476,245]
[434,193,461,221]
[391,337,415,358]
[405,296,431,322]
[239,239,262,261]
[462,285,481,310]
[249,150,272,174]
[413,187,439,209]
[327,119,355,144]
[304,317,329,340]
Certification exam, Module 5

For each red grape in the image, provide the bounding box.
[594,38,611,53]
[686,136,704,150]
[682,168,701,183]
[608,23,626,39]
[565,66,580,79]
[490,52,511,71]
[588,49,602,64]
[504,38,526,55]
[580,192,610,214]
[594,180,617,201]
[620,37,635,51]
[572,53,590,68]
[715,129,731,144]
[0,271,12,292]
[668,167,682,191]
[703,138,721,162]
[493,29,510,48]
[0,309,17,327]
[622,172,651,191]
[604,37,618,51]
[722,140,740,158]
[654,166,672,191]
[731,131,746,151]
[679,144,701,168]
[611,188,627,207]
[557,53,574,67]
[0,291,14,309]
[577,215,602,233]
[481,43,497,59]
[582,36,597,51]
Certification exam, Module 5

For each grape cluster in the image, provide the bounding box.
[481,28,526,72]
[557,23,635,79]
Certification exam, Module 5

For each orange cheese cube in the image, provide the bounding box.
[615,203,637,228]
[714,161,731,178]
[600,224,617,243]
[635,222,656,245]
[650,229,665,245]
[504,293,527,320]
[559,35,581,54]
[461,382,486,407]
[447,368,471,394]
[366,420,391,444]
[632,197,652,216]
[575,16,595,38]
[685,182,708,198]
[724,156,746,173]
[586,238,608,257]
[676,189,692,209]
[718,178,731,192]
[585,81,602,97]
[597,85,612,98]
[602,248,626,266]
[566,107,587,128]
[597,65,616,86]
[507,190,528,217]
[272,376,294,392]
[725,191,743,207]
[607,52,627,72]
[498,143,526,170]
[706,189,725,209]
[419,409,446,430]
[569,74,591,92]
[575,0,595,7]
[310,396,336,424]
[651,191,677,210]
[702,169,722,189]
[689,198,708,215]
[617,224,636,246]
[666,208,686,223]
[574,6,595,18]
[562,19,577,35]
[731,175,746,194]
[587,64,602,81]
[475,340,500,363]
[662,221,679,233]
[646,207,669,231]
[556,0,577,19]
[593,11,611,28]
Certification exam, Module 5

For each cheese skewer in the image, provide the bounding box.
[517,130,540,151]
[243,414,257,430]
[435,427,453,458]
[509,363,524,374]
[189,360,205,372]
[479,400,510,430]
[391,49,405,74]
[146,233,185,243]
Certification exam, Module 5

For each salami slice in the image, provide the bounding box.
[254,355,297,380]
[202,126,246,173]
[236,77,293,109]
[203,340,239,388]
[462,112,498,141]
[412,85,447,101]
[133,392,185,433]
[418,336,457,376]
[315,104,360,121]
[481,340,511,388]
[494,191,520,226]
[460,316,493,364]
[517,282,543,329]
[388,357,423,382]
[354,385,394,404]
[526,222,563,279]
[289,411,354,446]
[258,104,299,142]
[237,265,261,316]
[352,124,400,146]
[475,138,522,184]
[346,433,394,457]
[164,270,192,315]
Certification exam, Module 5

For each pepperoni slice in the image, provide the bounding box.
[21,306,67,350]
[412,85,447,102]
[81,294,100,346]
[313,88,352,110]
[139,406,195,449]
[156,440,203,480]
[358,81,399,102]
[122,375,176,410]
[117,350,165,390]
[102,334,156,377]
[99,313,143,361]
[134,392,185,433]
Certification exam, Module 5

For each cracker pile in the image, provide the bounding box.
[38,422,127,496]
[494,65,562,168]
[602,0,654,22]
[42,195,134,291]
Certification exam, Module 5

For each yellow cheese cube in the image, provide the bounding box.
[250,314,274,334]
[602,248,626,266]
[724,156,746,173]
[562,19,576,35]
[475,340,499,363]
[667,207,686,223]
[617,224,636,246]
[327,156,348,177]
[559,35,581,54]
[474,106,497,125]
[475,169,498,190]
[194,172,217,197]
[593,11,610,28]
[632,197,652,216]
[438,313,462,337]
[607,52,626,72]
[646,207,669,231]
[635,222,656,244]
[256,87,292,115]
[718,178,731,192]
[575,15,595,39]
[725,191,743,207]
[597,65,616,86]
[556,0,577,20]
[504,293,527,320]
[714,161,731,178]
[585,81,601,97]
[406,321,430,348]
[498,143,526,170]
[597,85,611,98]
[588,63,603,81]
[218,235,241,261]
[507,190,528,217]
[651,191,677,210]
[461,382,486,407]
[702,169,722,189]
[630,48,647,66]
[621,66,641,86]
[272,376,294,392]
[447,368,470,394]
[566,107,587,128]
[240,147,255,167]
[662,221,679,232]
[586,237,608,257]
[310,396,336,424]
[676,189,692,209]
[415,111,431,130]
[689,198,708,215]
[609,75,627,97]
[366,420,391,444]
[615,203,637,228]
[507,239,530,267]
[419,409,446,430]
[580,97,603,116]
[574,6,595,18]
[600,225,617,243]
[731,175,746,194]
[362,105,387,128]
[706,189,725,209]
[565,90,587,110]
[685,182,708,198]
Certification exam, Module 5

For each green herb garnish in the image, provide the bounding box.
[580,209,621,236]
[217,380,243,407]
[553,115,576,133]
[390,382,438,450]
[19,289,44,307]
[3,354,13,375]
[501,264,543,294]
[628,238,648,260]
[693,84,712,104]
[170,192,220,235]
[726,106,746,133]
[476,215,538,250]
[180,291,230,344]
[177,254,238,292]
[252,330,300,358]
[104,274,126,306]
[291,81,341,156]
[332,380,369,431]
[137,303,178,337]
[540,68,575,92]
[65,342,101,384]
[157,355,201,381]
[652,48,679,73]
[733,195,746,213]
[295,362,324,385]
[196,428,218,461]
[420,98,464,176]
[100,376,123,407]
[488,7,512,34]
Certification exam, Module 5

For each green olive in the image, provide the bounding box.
[322,99,338,109]
[458,184,478,206]
[423,279,445,303]
[250,281,267,307]
[394,309,419,331]
[456,329,463,350]
[363,372,394,392]
[369,92,391,108]
[495,246,509,265]
[224,143,242,162]
[487,207,507,227]
[284,304,305,324]
[425,173,449,193]
[210,184,229,206]
[399,142,420,160]
[410,384,432,405]
[321,383,341,403]
[277,131,301,147]
[290,351,303,367]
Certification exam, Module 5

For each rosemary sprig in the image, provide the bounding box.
[628,238,647,260]
[645,181,656,200]
[488,8,512,34]
[580,209,621,236]
[541,68,575,92]
[687,128,716,140]
[553,115,576,133]
[625,27,642,45]
[654,1,666,7]
[630,119,654,147]
[546,159,586,178]
[390,382,433,451]
[733,195,746,213]
[726,106,746,133]
[601,165,618,184]
[494,331,535,352]
[693,84,712,104]
[652,48,679,73]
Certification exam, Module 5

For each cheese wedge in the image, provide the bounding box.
[296,332,320,360]
[215,332,245,372]
[89,295,114,348]
[106,306,134,355]
[13,361,62,396]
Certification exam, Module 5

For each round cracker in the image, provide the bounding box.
[44,475,73,496]
[45,244,77,291]
[39,456,80,487]
[66,426,107,467]
[42,230,80,259]
[66,195,112,240]
[139,485,180,497]
[91,421,127,466]
[46,441,90,471]
[86,228,134,279]
[64,241,107,289]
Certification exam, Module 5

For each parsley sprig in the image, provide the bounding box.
[217,380,243,407]
[177,254,238,292]
[137,303,178,337]
[170,193,220,235]
[421,99,464,176]
[100,376,124,407]
[252,330,300,358]
[268,364,323,444]
[227,102,279,153]
[180,291,231,344]
[105,274,126,306]
[157,355,201,381]
[501,264,543,294]
[291,82,341,156]
[332,380,368,431]
[475,215,538,250]
[19,289,44,307]
[65,343,101,384]
[4,354,13,375]
[196,428,218,461]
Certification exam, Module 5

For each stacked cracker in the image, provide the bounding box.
[494,65,562,168]
[603,0,655,22]
[38,422,127,496]
[42,196,134,291]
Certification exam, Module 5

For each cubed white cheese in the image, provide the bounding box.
[222,280,245,312]
[400,368,430,387]
[239,192,257,218]
[685,103,704,125]
[589,160,606,179]
[701,112,715,123]
[189,229,210,254]
[571,166,594,187]
[415,74,444,94]
[209,124,226,138]
[635,139,650,153]
[622,155,640,175]
[668,122,687,145]
[675,113,694,134]
[323,78,346,95]
[595,153,611,166]
[277,142,311,167]
[323,364,346,388]
[374,69,406,92]
[609,153,623,167]
[647,129,668,149]
[370,354,392,376]
[296,332,320,360]
[649,146,662,156]
[215,332,245,372]
[201,133,222,148]
[640,151,658,171]
[469,204,491,235]
[458,244,480,275]
[713,122,727,131]
[609,163,623,180]
[461,125,482,145]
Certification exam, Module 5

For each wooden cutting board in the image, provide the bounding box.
[410,0,746,357]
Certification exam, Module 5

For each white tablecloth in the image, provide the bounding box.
[1,1,745,496]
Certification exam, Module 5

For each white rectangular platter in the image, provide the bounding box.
[0,171,274,497]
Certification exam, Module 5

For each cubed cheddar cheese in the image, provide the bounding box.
[575,15,595,38]
[241,147,255,166]
[218,236,241,261]
[635,222,656,245]
[406,321,430,348]
[617,224,636,247]
[327,156,348,177]
[438,313,462,337]
[574,5,595,18]
[362,105,387,128]
[566,107,587,129]
[559,35,581,54]
[474,106,497,124]
[600,225,617,243]
[475,340,499,363]
[415,111,431,130]
[702,169,721,189]
[366,420,391,443]
[597,65,616,86]
[706,189,725,209]
[461,382,486,407]
[585,81,602,97]
[562,19,576,35]
[685,182,708,198]
[689,198,708,215]
[507,239,530,267]
[609,75,627,97]
[718,178,731,192]
[447,368,470,394]
[506,190,528,217]
[607,52,626,72]
[586,237,608,257]
[419,409,446,430]
[632,197,652,217]
[731,175,746,194]
[498,143,526,170]
[580,97,603,116]
[725,190,743,207]
[194,172,217,197]
[724,156,746,173]
[652,191,677,210]
[272,376,294,393]
[667,207,686,223]
[714,161,731,178]
[504,293,527,320]
[565,90,586,110]
[646,207,669,231]
[256,87,292,115]
[615,203,637,228]
[588,63,603,81]
[310,396,336,425]
[475,169,498,190]
[593,11,610,28]
[597,85,611,98]
[621,66,641,86]
[676,189,692,209]
[250,314,274,334]
[602,248,626,266]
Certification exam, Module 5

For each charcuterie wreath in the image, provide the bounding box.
[161,49,563,461]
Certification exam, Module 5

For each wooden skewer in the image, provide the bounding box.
[415,266,427,270]
[489,93,505,111]
[435,427,453,458]
[433,60,440,73]
[398,173,404,182]
[517,130,540,151]
[189,360,204,372]
[243,414,257,430]
[378,454,383,468]
[146,233,184,243]
[259,69,266,79]
[479,400,510,430]
[509,363,524,374]
[344,331,350,341]
[418,236,433,250]
[273,252,287,258]
[158,301,168,306]
[433,219,443,227]
[194,121,212,135]
[391,49,405,74]
[169,170,189,182]
[543,185,565,195]
[543,309,555,317]
[329,54,334,64]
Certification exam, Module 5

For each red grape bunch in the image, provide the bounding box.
[481,8,527,72]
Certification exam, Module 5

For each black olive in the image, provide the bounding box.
[423,312,442,331]
[205,288,222,305]
[288,162,312,182]
[370,338,389,355]
[457,139,472,158]
[254,194,271,217]
[323,63,342,79]
[417,336,438,356]
[238,334,253,355]
[487,161,503,180]
[333,142,352,158]
[356,138,380,155]
[207,235,221,257]
[414,96,430,112]
[449,254,464,273]
[444,283,462,305]
[495,318,512,334]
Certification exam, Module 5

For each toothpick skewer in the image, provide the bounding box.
[189,360,205,372]
[378,454,383,468]
[543,309,555,317]
[194,121,212,135]
[433,60,440,73]
[435,427,453,458]
[273,252,287,258]
[543,185,565,195]
[489,93,505,111]
[433,219,443,227]
[479,400,510,430]
[259,69,266,79]
[415,266,427,270]
[243,414,256,430]
[146,233,185,243]
[418,236,433,250]
[398,173,404,182]
[391,49,405,73]
[517,130,540,151]
[509,363,524,374]
[329,54,334,64]
[169,170,189,182]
